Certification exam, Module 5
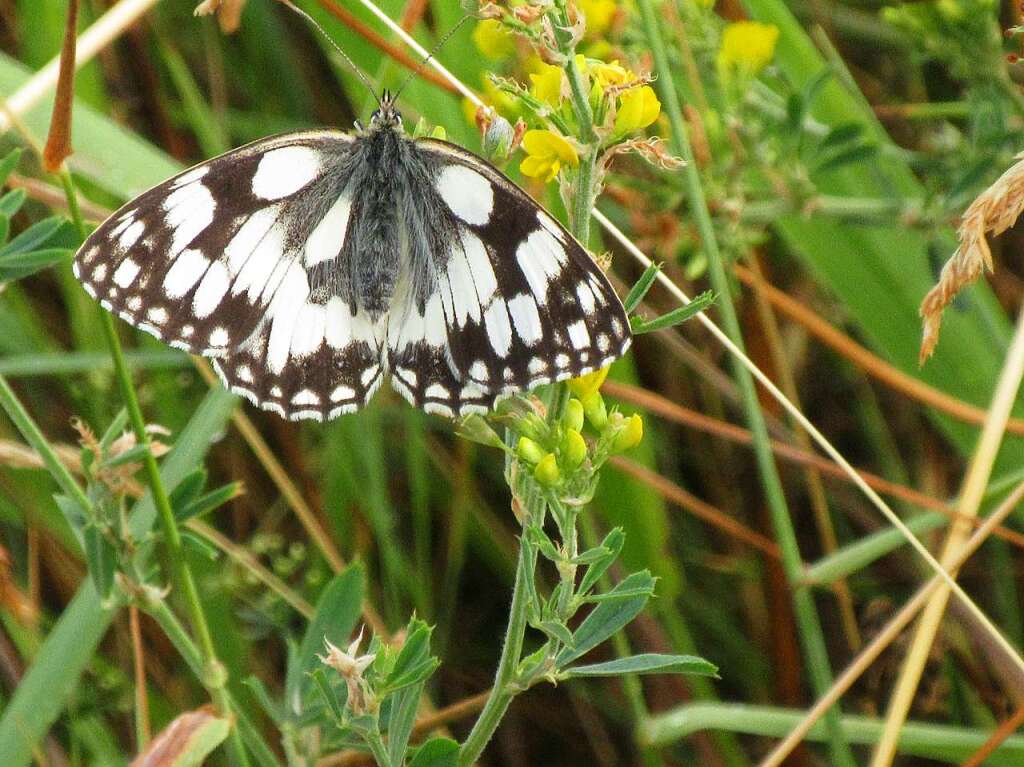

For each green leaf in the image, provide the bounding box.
[168,467,208,512]
[174,482,241,522]
[524,524,560,563]
[387,681,425,765]
[578,527,624,596]
[97,409,130,451]
[630,291,715,334]
[83,524,115,601]
[817,122,864,153]
[0,148,23,187]
[310,668,345,723]
[102,442,153,468]
[812,143,879,175]
[556,571,655,667]
[562,653,718,679]
[0,216,65,257]
[133,709,230,767]
[53,493,88,548]
[384,620,437,692]
[623,261,662,313]
[409,738,460,767]
[534,619,575,648]
[0,188,26,218]
[180,530,219,561]
[0,247,72,281]
[288,564,365,702]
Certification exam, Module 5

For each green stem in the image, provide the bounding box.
[458,511,535,766]
[552,1,598,243]
[633,3,855,766]
[365,727,393,767]
[59,168,250,767]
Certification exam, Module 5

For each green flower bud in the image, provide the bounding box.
[517,436,546,465]
[563,398,585,433]
[612,413,644,452]
[560,429,587,470]
[582,391,608,431]
[457,414,506,449]
[517,412,549,442]
[534,453,561,486]
[483,113,515,162]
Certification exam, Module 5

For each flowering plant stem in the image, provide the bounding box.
[58,168,251,767]
[457,9,595,747]
[633,2,856,766]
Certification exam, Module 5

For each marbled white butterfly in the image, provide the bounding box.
[73,93,631,421]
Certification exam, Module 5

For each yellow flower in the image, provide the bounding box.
[579,0,618,36]
[614,85,661,133]
[529,62,564,107]
[590,59,633,88]
[520,130,579,182]
[472,19,515,60]
[568,367,610,400]
[717,21,779,77]
[612,413,644,452]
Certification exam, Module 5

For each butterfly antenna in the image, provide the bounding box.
[393,15,472,102]
[277,0,382,109]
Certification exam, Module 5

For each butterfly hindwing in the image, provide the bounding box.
[386,138,631,416]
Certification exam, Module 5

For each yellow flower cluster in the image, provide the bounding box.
[520,130,579,182]
[717,21,780,77]
[519,56,661,181]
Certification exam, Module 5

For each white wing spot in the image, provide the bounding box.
[305,193,352,267]
[597,333,611,353]
[567,320,590,349]
[252,146,322,200]
[576,282,596,314]
[225,206,281,276]
[425,383,449,399]
[113,259,141,288]
[93,264,108,283]
[292,389,320,406]
[507,293,542,346]
[528,358,548,375]
[237,365,254,384]
[331,385,356,402]
[270,386,283,398]
[360,365,380,387]
[516,229,566,307]
[290,302,327,358]
[181,324,194,338]
[436,165,494,226]
[166,185,215,256]
[164,248,210,299]
[469,360,489,380]
[611,317,624,336]
[461,231,497,305]
[192,261,230,318]
[555,353,570,369]
[483,298,513,358]
[127,296,142,312]
[117,221,145,252]
[209,327,230,347]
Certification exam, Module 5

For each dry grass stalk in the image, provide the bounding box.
[920,154,1024,363]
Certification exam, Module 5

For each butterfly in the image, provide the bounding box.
[73,93,632,421]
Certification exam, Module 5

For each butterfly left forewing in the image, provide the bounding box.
[386,139,631,416]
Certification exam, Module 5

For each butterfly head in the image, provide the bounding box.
[369,90,403,132]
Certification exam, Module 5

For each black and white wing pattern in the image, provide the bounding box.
[386,138,631,417]
[74,131,388,420]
